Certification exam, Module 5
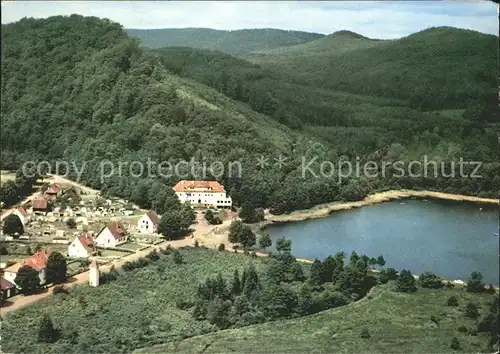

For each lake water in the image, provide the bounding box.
[266,199,499,284]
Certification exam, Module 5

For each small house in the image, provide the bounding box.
[1,277,18,299]
[45,184,62,198]
[95,221,128,248]
[13,206,30,225]
[68,233,95,258]
[32,196,49,213]
[137,211,159,233]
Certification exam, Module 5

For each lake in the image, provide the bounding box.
[266,199,499,284]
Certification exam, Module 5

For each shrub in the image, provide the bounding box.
[395,269,417,293]
[378,268,397,284]
[447,296,459,307]
[146,249,160,261]
[66,218,77,229]
[450,337,460,350]
[457,325,467,333]
[466,271,485,293]
[419,272,443,289]
[430,315,439,324]
[194,240,200,248]
[218,243,225,251]
[465,302,479,319]
[360,328,371,339]
[176,297,194,310]
[52,285,69,295]
[173,250,183,264]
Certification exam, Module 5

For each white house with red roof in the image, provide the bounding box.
[173,180,232,209]
[95,221,128,248]
[13,206,30,225]
[68,232,95,258]
[3,249,52,285]
[137,211,159,233]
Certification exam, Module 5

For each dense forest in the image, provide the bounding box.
[1,16,499,216]
[126,28,324,53]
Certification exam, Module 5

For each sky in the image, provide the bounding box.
[1,1,498,39]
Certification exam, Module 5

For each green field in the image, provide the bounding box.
[139,285,496,353]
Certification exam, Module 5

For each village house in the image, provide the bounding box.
[3,249,52,285]
[137,211,159,233]
[0,277,18,300]
[32,195,49,214]
[68,232,95,258]
[173,180,232,209]
[13,206,30,226]
[45,184,62,198]
[95,221,128,248]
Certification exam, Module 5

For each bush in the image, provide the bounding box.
[395,269,417,293]
[160,245,172,255]
[465,302,479,319]
[52,285,69,295]
[450,337,460,350]
[447,296,459,307]
[360,328,371,339]
[173,250,183,264]
[194,240,200,248]
[218,243,225,251]
[466,271,485,293]
[66,218,77,229]
[146,249,160,261]
[457,325,467,333]
[378,268,398,284]
[419,272,443,289]
[176,297,194,310]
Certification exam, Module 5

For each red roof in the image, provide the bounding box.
[77,233,95,251]
[173,180,225,193]
[16,206,29,217]
[106,221,127,240]
[0,277,15,290]
[25,249,52,271]
[32,196,48,210]
[146,211,159,225]
[46,184,61,194]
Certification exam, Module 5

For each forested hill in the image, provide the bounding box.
[0,15,338,212]
[126,28,324,54]
[244,26,498,110]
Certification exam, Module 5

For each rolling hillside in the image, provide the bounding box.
[244,27,498,110]
[136,285,498,353]
[126,28,324,54]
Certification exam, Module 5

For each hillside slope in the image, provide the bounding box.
[244,27,498,110]
[136,285,497,353]
[126,27,324,54]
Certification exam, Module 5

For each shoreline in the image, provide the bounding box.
[262,189,499,226]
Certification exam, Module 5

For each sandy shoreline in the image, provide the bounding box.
[262,189,499,225]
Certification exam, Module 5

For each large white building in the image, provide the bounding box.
[173,180,232,209]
